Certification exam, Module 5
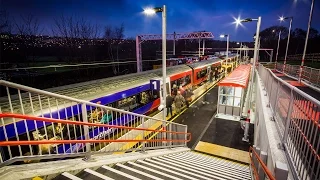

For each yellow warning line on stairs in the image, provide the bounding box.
[195,141,250,164]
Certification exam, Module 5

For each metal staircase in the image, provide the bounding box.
[53,150,250,180]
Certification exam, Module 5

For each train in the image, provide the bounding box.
[0,55,238,160]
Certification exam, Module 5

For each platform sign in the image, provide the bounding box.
[150,80,160,91]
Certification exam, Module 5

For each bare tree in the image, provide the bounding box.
[53,14,101,62]
[14,14,43,62]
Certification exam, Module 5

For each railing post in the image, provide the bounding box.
[253,146,260,169]
[81,103,91,160]
[282,89,294,144]
[275,161,289,180]
[259,151,268,180]
[141,117,146,152]
[273,80,280,114]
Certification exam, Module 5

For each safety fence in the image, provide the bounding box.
[275,62,320,87]
[281,53,320,62]
[258,64,320,180]
[0,80,190,167]
[249,147,275,180]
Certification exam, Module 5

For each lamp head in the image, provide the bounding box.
[143,7,163,15]
[241,18,253,22]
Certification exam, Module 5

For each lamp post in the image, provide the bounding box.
[299,0,315,82]
[280,16,293,73]
[235,17,261,142]
[274,30,282,67]
[220,34,229,76]
[144,6,167,121]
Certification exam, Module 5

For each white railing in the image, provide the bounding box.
[276,62,320,88]
[0,80,189,166]
[258,64,320,180]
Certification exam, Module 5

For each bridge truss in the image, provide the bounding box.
[136,31,214,72]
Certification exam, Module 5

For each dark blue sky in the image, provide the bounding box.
[1,0,319,41]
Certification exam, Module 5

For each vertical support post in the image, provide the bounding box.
[299,0,314,82]
[198,37,201,58]
[259,151,268,180]
[270,50,273,62]
[225,35,229,76]
[275,161,289,180]
[202,39,205,55]
[283,89,294,143]
[283,18,293,73]
[173,31,176,55]
[253,147,260,169]
[162,5,167,122]
[141,117,146,152]
[275,30,281,69]
[81,103,91,160]
[136,36,142,72]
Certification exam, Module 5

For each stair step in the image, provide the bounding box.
[137,159,200,180]
[127,161,183,180]
[101,165,141,180]
[164,153,250,178]
[116,163,163,180]
[95,166,129,180]
[77,168,114,180]
[61,172,83,180]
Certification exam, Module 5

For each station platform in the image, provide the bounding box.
[171,84,254,164]
[272,70,320,101]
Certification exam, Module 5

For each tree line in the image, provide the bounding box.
[257,25,320,61]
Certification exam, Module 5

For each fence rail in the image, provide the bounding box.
[275,63,320,87]
[280,53,320,62]
[258,64,320,180]
[0,80,189,166]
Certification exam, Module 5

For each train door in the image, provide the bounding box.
[159,77,171,106]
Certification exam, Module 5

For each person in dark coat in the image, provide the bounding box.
[166,94,174,117]
[209,70,214,82]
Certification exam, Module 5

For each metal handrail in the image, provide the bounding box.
[249,147,276,180]
[0,113,191,146]
[0,80,165,122]
[267,66,320,105]
[258,64,320,180]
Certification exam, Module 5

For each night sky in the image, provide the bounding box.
[1,0,319,41]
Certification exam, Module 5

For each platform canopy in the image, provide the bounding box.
[219,65,251,88]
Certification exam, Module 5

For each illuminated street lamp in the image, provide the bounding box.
[143,6,167,121]
[280,16,293,73]
[235,16,261,142]
[220,34,229,75]
[299,0,315,82]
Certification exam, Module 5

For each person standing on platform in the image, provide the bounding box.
[174,91,185,113]
[209,69,214,82]
[179,85,185,98]
[172,84,178,97]
[185,88,194,108]
[166,94,174,117]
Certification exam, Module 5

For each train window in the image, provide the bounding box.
[171,74,191,89]
[196,69,208,80]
